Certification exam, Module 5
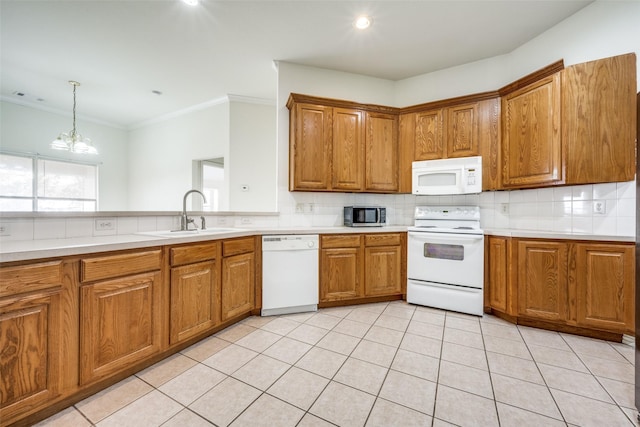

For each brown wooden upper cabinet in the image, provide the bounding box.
[563,53,636,184]
[413,108,444,160]
[332,108,365,191]
[447,102,480,158]
[365,111,399,192]
[499,53,636,189]
[403,100,490,160]
[501,70,563,188]
[289,53,635,194]
[288,94,399,193]
[399,96,500,191]
[288,102,333,190]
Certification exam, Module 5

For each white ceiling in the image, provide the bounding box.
[0,0,593,129]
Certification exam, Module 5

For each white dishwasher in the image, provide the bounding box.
[261,235,319,316]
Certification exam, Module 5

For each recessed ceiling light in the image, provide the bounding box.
[181,0,198,6]
[354,15,372,30]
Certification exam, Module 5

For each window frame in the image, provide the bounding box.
[0,151,100,212]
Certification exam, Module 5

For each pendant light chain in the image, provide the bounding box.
[50,80,98,154]
[71,82,78,139]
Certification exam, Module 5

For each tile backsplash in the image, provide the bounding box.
[278,180,636,237]
[0,181,635,241]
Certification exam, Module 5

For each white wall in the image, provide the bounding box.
[0,100,129,210]
[276,0,638,236]
[507,0,640,82]
[127,102,229,211]
[395,1,640,106]
[228,100,277,212]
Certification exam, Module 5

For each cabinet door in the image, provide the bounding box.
[332,108,364,191]
[365,112,398,192]
[0,289,61,424]
[447,102,479,158]
[573,243,634,333]
[414,109,444,160]
[364,245,402,297]
[320,247,362,301]
[80,271,162,384]
[502,73,562,188]
[398,113,415,193]
[479,98,502,190]
[517,240,568,322]
[487,236,510,314]
[290,103,332,190]
[221,252,255,321]
[563,53,636,184]
[170,261,217,345]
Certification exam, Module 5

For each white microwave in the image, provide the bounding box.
[412,156,482,195]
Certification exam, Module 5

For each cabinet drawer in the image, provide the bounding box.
[321,234,362,249]
[81,250,162,282]
[0,260,63,298]
[222,237,255,257]
[364,233,402,247]
[170,242,218,266]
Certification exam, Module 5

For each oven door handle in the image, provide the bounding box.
[408,232,484,242]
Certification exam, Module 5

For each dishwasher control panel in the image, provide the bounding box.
[262,235,319,251]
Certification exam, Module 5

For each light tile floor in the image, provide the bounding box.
[36,301,637,427]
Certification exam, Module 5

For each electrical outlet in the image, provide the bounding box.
[217,217,228,225]
[303,203,315,214]
[241,217,252,225]
[295,203,304,213]
[94,218,115,231]
[0,224,10,236]
[593,200,606,214]
[500,203,509,214]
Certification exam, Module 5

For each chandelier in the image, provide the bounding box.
[50,80,98,155]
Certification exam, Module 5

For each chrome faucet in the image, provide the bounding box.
[181,189,207,231]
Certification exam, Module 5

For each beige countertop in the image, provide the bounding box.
[482,228,635,243]
[0,226,408,263]
[0,225,633,263]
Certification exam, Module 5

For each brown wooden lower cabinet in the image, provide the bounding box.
[169,242,220,345]
[0,237,263,427]
[319,233,405,305]
[321,247,362,301]
[170,261,218,344]
[79,270,163,385]
[221,238,256,321]
[517,240,568,322]
[485,236,514,315]
[363,234,403,297]
[485,236,635,338]
[0,288,62,425]
[573,243,634,334]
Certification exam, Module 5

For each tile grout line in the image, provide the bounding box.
[517,324,570,425]
[40,305,636,427]
[558,333,638,425]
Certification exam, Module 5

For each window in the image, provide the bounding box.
[0,153,98,212]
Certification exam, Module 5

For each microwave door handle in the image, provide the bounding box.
[376,208,380,223]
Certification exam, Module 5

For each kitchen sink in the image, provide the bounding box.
[136,228,241,238]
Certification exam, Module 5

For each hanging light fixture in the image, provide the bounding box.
[51,80,98,155]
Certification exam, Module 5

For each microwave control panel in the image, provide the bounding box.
[465,167,478,186]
